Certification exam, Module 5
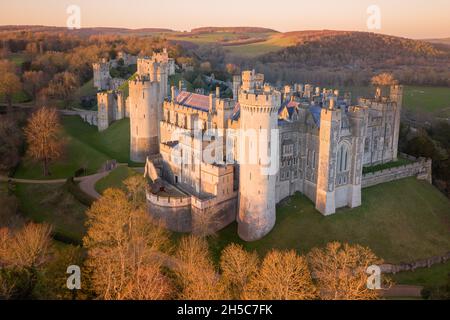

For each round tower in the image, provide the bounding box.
[237,83,281,242]
[129,77,161,162]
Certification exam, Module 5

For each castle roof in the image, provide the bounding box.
[309,105,322,127]
[231,103,241,121]
[175,92,210,112]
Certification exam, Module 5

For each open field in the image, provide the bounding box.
[168,31,275,46]
[224,34,299,57]
[95,165,139,194]
[209,178,450,264]
[403,86,450,117]
[14,116,133,180]
[14,183,87,243]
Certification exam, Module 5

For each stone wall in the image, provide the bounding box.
[62,108,98,126]
[380,251,450,274]
[147,193,192,233]
[147,191,237,234]
[362,154,432,188]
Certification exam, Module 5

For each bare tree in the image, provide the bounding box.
[2,223,53,269]
[371,73,398,86]
[175,235,229,300]
[220,244,259,299]
[243,250,317,300]
[191,209,220,238]
[0,223,53,299]
[24,107,62,176]
[84,188,172,300]
[307,242,384,300]
[123,175,147,209]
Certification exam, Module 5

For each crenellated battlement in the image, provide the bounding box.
[238,90,281,112]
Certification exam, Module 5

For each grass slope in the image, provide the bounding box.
[15,183,87,243]
[95,165,139,194]
[225,34,298,57]
[209,178,450,264]
[15,116,133,180]
[61,116,132,164]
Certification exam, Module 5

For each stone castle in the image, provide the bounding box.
[94,49,175,132]
[93,50,405,242]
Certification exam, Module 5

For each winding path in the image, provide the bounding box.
[0,171,110,200]
[77,172,109,199]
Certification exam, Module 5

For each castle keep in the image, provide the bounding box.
[93,50,406,242]
[94,49,174,133]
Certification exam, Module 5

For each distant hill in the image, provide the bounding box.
[424,37,450,45]
[190,27,278,34]
[0,25,175,36]
[242,31,450,86]
[260,31,448,66]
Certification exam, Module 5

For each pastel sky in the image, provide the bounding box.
[1,0,449,39]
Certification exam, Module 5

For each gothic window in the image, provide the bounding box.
[364,138,370,153]
[311,151,316,169]
[337,143,350,173]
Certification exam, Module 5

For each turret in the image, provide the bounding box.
[233,76,242,100]
[93,61,111,90]
[129,76,163,162]
[237,75,281,241]
[97,91,115,132]
[315,106,341,215]
[390,85,403,160]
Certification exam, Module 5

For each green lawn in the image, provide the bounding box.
[61,116,133,164]
[403,86,450,116]
[15,116,134,180]
[391,260,450,288]
[209,178,450,264]
[95,165,139,194]
[15,183,87,243]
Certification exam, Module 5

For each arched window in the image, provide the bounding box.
[337,143,350,173]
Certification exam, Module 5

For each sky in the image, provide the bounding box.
[1,0,449,39]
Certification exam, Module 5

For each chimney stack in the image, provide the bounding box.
[329,98,335,110]
[171,86,176,101]
[209,93,216,113]
[216,86,220,98]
